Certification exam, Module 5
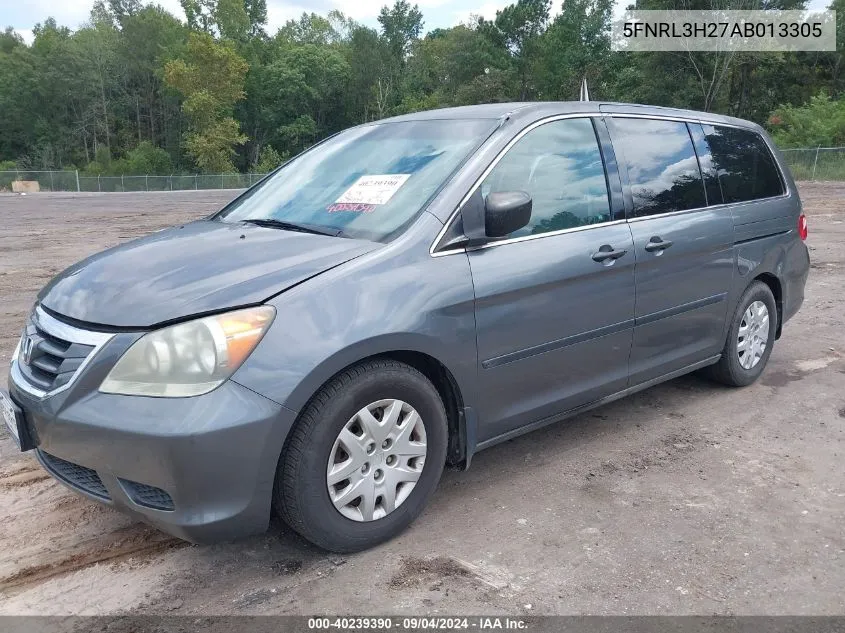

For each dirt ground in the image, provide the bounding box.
[0,185,843,615]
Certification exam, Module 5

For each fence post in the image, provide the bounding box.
[121,174,124,192]
[170,174,173,191]
[50,171,54,192]
[145,174,148,191]
[75,170,80,192]
[221,173,224,189]
[811,146,821,181]
[98,175,101,193]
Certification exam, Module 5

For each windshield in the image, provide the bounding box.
[216,118,497,242]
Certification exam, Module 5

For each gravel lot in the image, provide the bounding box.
[0,185,843,615]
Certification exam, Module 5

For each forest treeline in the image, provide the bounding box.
[1,0,844,176]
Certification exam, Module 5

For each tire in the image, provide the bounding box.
[274,359,448,552]
[706,281,778,387]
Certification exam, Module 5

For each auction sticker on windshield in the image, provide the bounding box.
[335,174,410,205]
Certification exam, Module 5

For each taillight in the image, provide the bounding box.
[798,214,808,241]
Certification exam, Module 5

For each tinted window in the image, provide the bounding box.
[703,125,784,203]
[217,119,496,242]
[612,118,707,217]
[481,118,610,237]
[688,123,723,206]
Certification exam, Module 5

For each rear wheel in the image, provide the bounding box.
[706,281,778,387]
[274,359,447,552]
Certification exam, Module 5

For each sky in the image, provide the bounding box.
[0,0,833,44]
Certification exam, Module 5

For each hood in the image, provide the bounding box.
[38,220,378,328]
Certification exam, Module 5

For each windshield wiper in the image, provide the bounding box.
[242,218,344,237]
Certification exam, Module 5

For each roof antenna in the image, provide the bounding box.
[579,77,590,102]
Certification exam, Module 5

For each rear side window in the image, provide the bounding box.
[611,118,707,217]
[480,117,611,237]
[703,125,785,203]
[688,123,723,206]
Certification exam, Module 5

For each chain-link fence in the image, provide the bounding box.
[779,147,845,181]
[2,148,845,193]
[0,170,80,192]
[0,171,270,193]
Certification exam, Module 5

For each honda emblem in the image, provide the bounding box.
[21,335,34,366]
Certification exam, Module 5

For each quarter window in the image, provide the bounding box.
[688,123,723,206]
[703,125,785,203]
[611,118,707,217]
[480,118,611,237]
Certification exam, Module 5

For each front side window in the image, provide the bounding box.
[611,118,707,217]
[703,125,785,203]
[217,119,496,242]
[480,117,611,238]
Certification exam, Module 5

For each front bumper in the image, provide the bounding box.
[9,370,297,543]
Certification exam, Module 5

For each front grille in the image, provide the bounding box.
[12,306,113,397]
[120,479,175,511]
[39,450,110,500]
[17,326,94,392]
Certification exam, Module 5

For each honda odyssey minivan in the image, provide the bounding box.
[3,102,809,552]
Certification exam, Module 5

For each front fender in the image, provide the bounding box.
[232,218,478,418]
[276,331,476,413]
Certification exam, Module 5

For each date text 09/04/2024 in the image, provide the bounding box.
[307,617,529,630]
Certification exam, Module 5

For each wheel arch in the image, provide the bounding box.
[283,342,476,471]
[753,271,784,339]
[381,350,469,469]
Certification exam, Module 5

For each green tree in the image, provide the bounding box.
[346,25,391,121]
[0,26,23,53]
[2,0,845,175]
[378,0,424,62]
[279,12,341,45]
[377,0,424,113]
[116,5,186,160]
[403,26,510,108]
[165,32,248,172]
[254,145,286,172]
[259,43,350,151]
[107,0,143,23]
[28,18,100,167]
[534,0,614,100]
[75,12,123,156]
[479,0,551,99]
[769,92,845,146]
[181,0,265,40]
[0,30,38,162]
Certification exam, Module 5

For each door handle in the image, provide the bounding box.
[591,246,628,263]
[644,237,673,253]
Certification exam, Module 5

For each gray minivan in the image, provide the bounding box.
[3,102,809,552]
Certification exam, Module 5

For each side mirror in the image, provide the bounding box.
[484,191,532,238]
[458,189,533,247]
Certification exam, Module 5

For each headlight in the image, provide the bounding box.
[100,306,275,397]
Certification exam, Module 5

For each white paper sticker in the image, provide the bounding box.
[335,174,410,206]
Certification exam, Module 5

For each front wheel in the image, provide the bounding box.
[274,359,447,552]
[706,281,778,387]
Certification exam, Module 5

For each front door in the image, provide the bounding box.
[467,116,636,444]
[607,117,735,384]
